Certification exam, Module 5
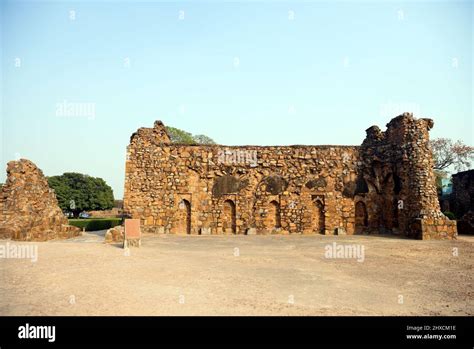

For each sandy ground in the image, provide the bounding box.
[0,232,472,316]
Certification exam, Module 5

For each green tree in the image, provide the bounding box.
[431,138,474,171]
[166,126,196,144]
[193,134,216,145]
[431,138,473,196]
[48,173,114,216]
[165,126,216,145]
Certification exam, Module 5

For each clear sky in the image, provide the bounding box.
[1,0,472,199]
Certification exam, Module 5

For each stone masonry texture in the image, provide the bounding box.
[0,159,81,241]
[123,115,457,240]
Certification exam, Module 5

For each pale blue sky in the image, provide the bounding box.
[1,0,472,199]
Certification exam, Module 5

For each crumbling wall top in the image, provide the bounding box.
[0,158,81,241]
[130,119,171,145]
[363,112,435,146]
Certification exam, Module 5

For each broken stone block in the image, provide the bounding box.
[200,227,211,235]
[105,226,124,243]
[246,228,257,235]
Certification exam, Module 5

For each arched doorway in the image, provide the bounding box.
[223,200,236,234]
[313,200,325,234]
[174,199,191,234]
[267,200,281,230]
[355,201,368,234]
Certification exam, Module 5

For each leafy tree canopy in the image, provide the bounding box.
[430,138,473,196]
[47,173,114,215]
[165,126,216,145]
[193,134,216,145]
[431,138,474,172]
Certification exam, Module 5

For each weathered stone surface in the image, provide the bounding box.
[0,159,81,241]
[123,114,457,240]
[104,225,124,243]
[359,113,456,239]
[124,239,140,248]
[88,208,122,218]
[200,227,211,235]
[246,228,257,235]
[212,175,248,198]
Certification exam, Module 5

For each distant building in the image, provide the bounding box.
[450,170,474,234]
[451,170,474,217]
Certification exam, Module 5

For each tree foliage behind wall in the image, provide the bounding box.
[166,126,216,145]
[431,138,473,196]
[48,173,114,215]
[431,138,474,172]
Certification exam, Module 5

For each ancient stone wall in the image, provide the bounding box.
[124,114,457,239]
[0,159,81,241]
[87,208,122,218]
[359,113,456,239]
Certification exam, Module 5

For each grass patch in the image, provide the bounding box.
[69,218,122,231]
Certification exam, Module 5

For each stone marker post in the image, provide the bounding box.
[124,218,141,248]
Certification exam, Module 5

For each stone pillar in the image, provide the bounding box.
[360,113,457,239]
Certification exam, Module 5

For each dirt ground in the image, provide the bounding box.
[0,232,472,316]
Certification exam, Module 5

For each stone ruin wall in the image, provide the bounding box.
[0,159,81,241]
[123,113,457,240]
[359,114,456,239]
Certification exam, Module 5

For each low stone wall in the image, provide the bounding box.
[88,208,123,218]
[418,218,457,240]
